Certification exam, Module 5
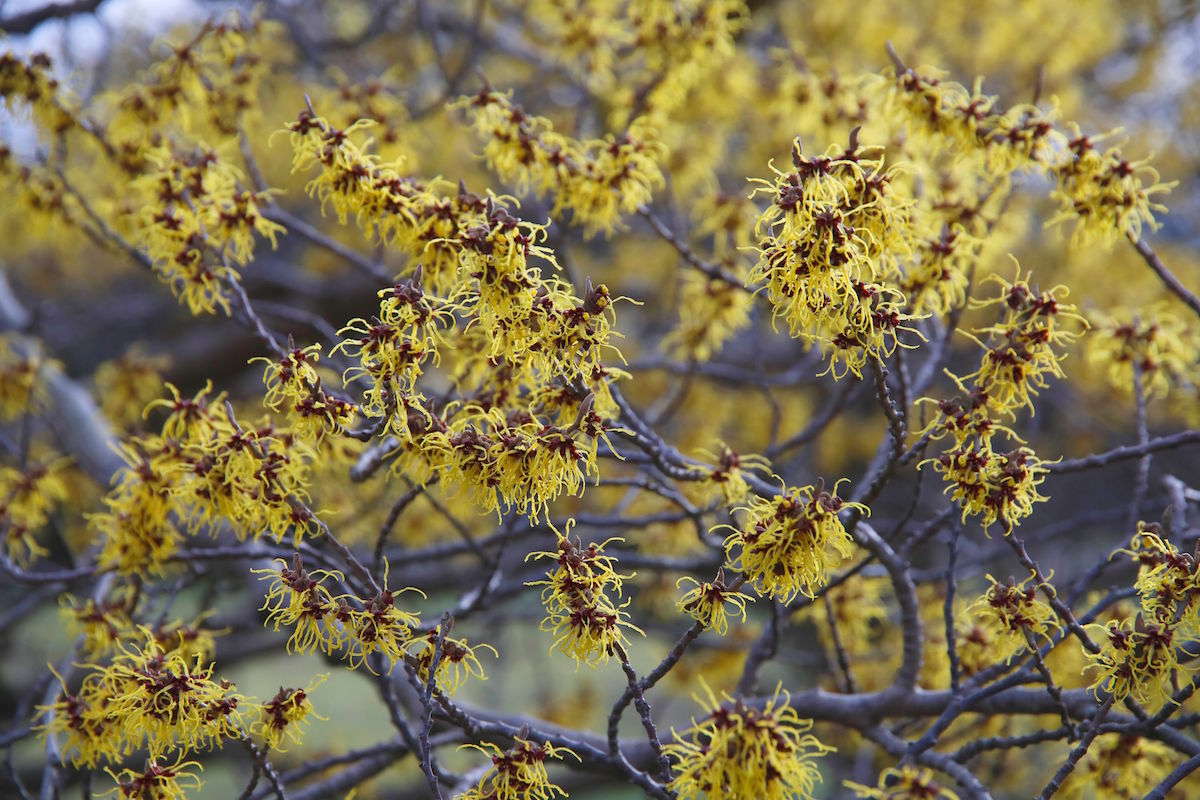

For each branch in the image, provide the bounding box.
[0,0,103,34]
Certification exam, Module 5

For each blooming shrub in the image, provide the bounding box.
[1,2,1200,799]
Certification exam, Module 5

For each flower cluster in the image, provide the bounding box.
[675,570,753,636]
[902,224,979,316]
[879,67,1062,175]
[105,756,204,800]
[0,333,52,421]
[923,269,1083,533]
[1085,524,1200,710]
[333,276,453,427]
[91,383,319,576]
[254,342,356,442]
[1085,616,1181,711]
[1,458,70,564]
[459,737,579,800]
[527,526,642,666]
[665,682,833,800]
[749,134,915,378]
[1123,523,1200,635]
[881,62,1174,247]
[252,676,327,751]
[964,271,1086,413]
[968,572,1061,660]
[93,348,171,432]
[255,555,424,673]
[123,143,284,315]
[664,273,755,362]
[723,480,863,602]
[410,622,497,696]
[846,766,960,799]
[455,86,665,235]
[40,631,244,767]
[1049,125,1175,247]
[1058,734,1179,800]
[286,109,626,520]
[1086,304,1200,401]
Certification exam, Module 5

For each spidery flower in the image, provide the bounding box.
[723,479,864,602]
[1084,615,1180,711]
[846,766,960,799]
[526,522,643,666]
[409,624,498,696]
[339,561,425,673]
[665,681,834,800]
[1086,304,1199,401]
[1049,125,1175,247]
[676,570,753,636]
[1119,522,1199,638]
[1059,734,1180,800]
[104,756,203,800]
[962,267,1086,414]
[0,333,53,421]
[252,674,327,751]
[1,457,70,565]
[748,132,916,379]
[458,737,579,800]
[254,554,348,655]
[40,629,244,763]
[968,572,1061,660]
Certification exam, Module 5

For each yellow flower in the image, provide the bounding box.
[723,479,863,602]
[930,444,1050,534]
[748,134,916,378]
[665,681,833,800]
[105,755,203,800]
[968,572,1061,660]
[1085,616,1180,711]
[93,347,171,432]
[458,737,579,800]
[409,625,497,696]
[41,629,244,763]
[846,766,959,799]
[340,562,425,673]
[1049,125,1175,247]
[1059,734,1180,800]
[0,332,53,421]
[254,555,347,656]
[0,457,70,565]
[1086,304,1199,400]
[527,524,643,666]
[253,675,328,751]
[676,571,753,636]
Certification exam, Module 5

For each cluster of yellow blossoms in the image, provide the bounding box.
[1086,303,1200,400]
[1,458,70,564]
[125,143,283,315]
[40,628,323,792]
[925,270,1083,532]
[967,572,1060,661]
[455,87,665,236]
[528,528,642,666]
[749,134,915,378]
[459,737,579,800]
[285,110,626,521]
[847,766,960,799]
[0,334,52,421]
[881,63,1174,248]
[1086,524,1199,709]
[723,480,863,602]
[255,555,426,674]
[91,383,317,576]
[675,570,753,636]
[665,682,833,800]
